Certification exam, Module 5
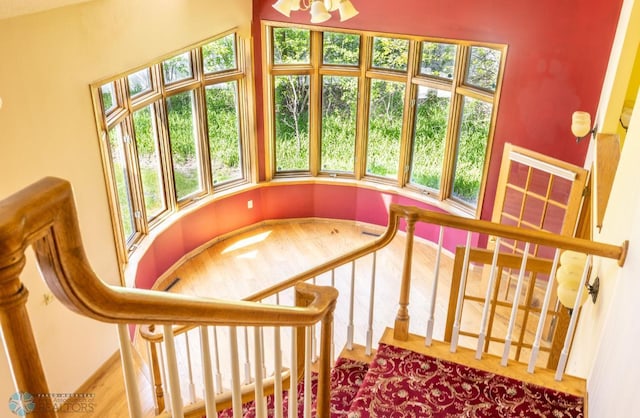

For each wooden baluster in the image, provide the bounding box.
[450,231,473,352]
[555,255,593,381]
[315,296,334,418]
[303,326,312,418]
[117,324,143,418]
[366,251,377,356]
[199,326,217,418]
[347,260,356,350]
[426,226,444,346]
[158,343,171,412]
[0,256,56,417]
[146,326,165,414]
[163,325,184,417]
[394,214,417,341]
[528,249,561,373]
[475,238,502,359]
[501,242,531,366]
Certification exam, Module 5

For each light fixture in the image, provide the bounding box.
[556,250,598,313]
[620,100,634,131]
[272,0,359,23]
[571,111,596,143]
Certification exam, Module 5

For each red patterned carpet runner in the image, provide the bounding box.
[347,343,584,418]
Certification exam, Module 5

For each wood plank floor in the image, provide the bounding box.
[75,218,582,417]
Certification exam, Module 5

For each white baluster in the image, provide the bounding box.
[184,331,197,404]
[303,326,312,418]
[347,260,356,350]
[200,326,217,418]
[117,324,143,418]
[229,326,243,418]
[274,326,284,418]
[501,242,531,366]
[366,251,377,356]
[555,255,592,381]
[158,343,171,412]
[528,249,561,373]
[475,237,502,359]
[212,326,223,394]
[288,327,298,418]
[426,226,444,346]
[450,231,473,353]
[330,269,336,364]
[243,327,253,384]
[163,325,184,417]
[254,327,266,417]
[311,277,318,363]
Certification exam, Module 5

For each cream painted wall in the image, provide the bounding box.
[0,0,251,403]
[585,87,640,416]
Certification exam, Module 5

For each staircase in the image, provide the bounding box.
[0,178,627,417]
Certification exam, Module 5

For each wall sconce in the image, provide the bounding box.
[272,0,359,23]
[620,100,634,131]
[556,250,598,313]
[571,111,596,143]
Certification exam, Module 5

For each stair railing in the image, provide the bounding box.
[0,177,337,418]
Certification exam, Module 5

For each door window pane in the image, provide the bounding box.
[108,124,135,241]
[203,34,237,73]
[132,105,166,220]
[366,79,405,178]
[206,82,242,184]
[273,28,310,64]
[372,36,409,71]
[410,87,451,190]
[452,97,492,203]
[128,68,152,97]
[420,42,456,80]
[321,76,358,172]
[274,75,310,172]
[323,32,360,66]
[465,46,501,91]
[163,52,193,84]
[166,91,202,200]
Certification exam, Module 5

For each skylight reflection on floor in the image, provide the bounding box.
[221,230,272,254]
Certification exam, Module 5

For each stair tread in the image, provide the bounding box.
[347,341,584,417]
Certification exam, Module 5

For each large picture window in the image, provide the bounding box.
[92,32,252,266]
[264,24,506,215]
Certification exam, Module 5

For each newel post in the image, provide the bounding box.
[394,213,417,341]
[0,255,56,417]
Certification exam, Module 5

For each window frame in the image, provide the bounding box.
[91,31,254,272]
[262,21,507,217]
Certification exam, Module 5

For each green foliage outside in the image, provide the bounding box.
[132,106,165,219]
[206,82,242,183]
[321,76,358,171]
[366,79,404,178]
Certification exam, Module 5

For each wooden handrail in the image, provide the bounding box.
[0,177,339,417]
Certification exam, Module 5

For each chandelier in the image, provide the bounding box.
[272,0,359,23]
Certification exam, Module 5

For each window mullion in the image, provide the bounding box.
[441,44,468,200]
[309,30,323,176]
[398,40,421,187]
[354,35,373,180]
[122,115,148,236]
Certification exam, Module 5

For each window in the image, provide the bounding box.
[264,24,505,215]
[92,32,252,266]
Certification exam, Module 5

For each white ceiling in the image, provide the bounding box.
[0,0,94,20]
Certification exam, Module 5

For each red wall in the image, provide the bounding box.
[252,0,622,220]
[133,184,480,290]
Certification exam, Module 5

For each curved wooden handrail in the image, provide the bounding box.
[0,177,339,418]
[0,177,337,327]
